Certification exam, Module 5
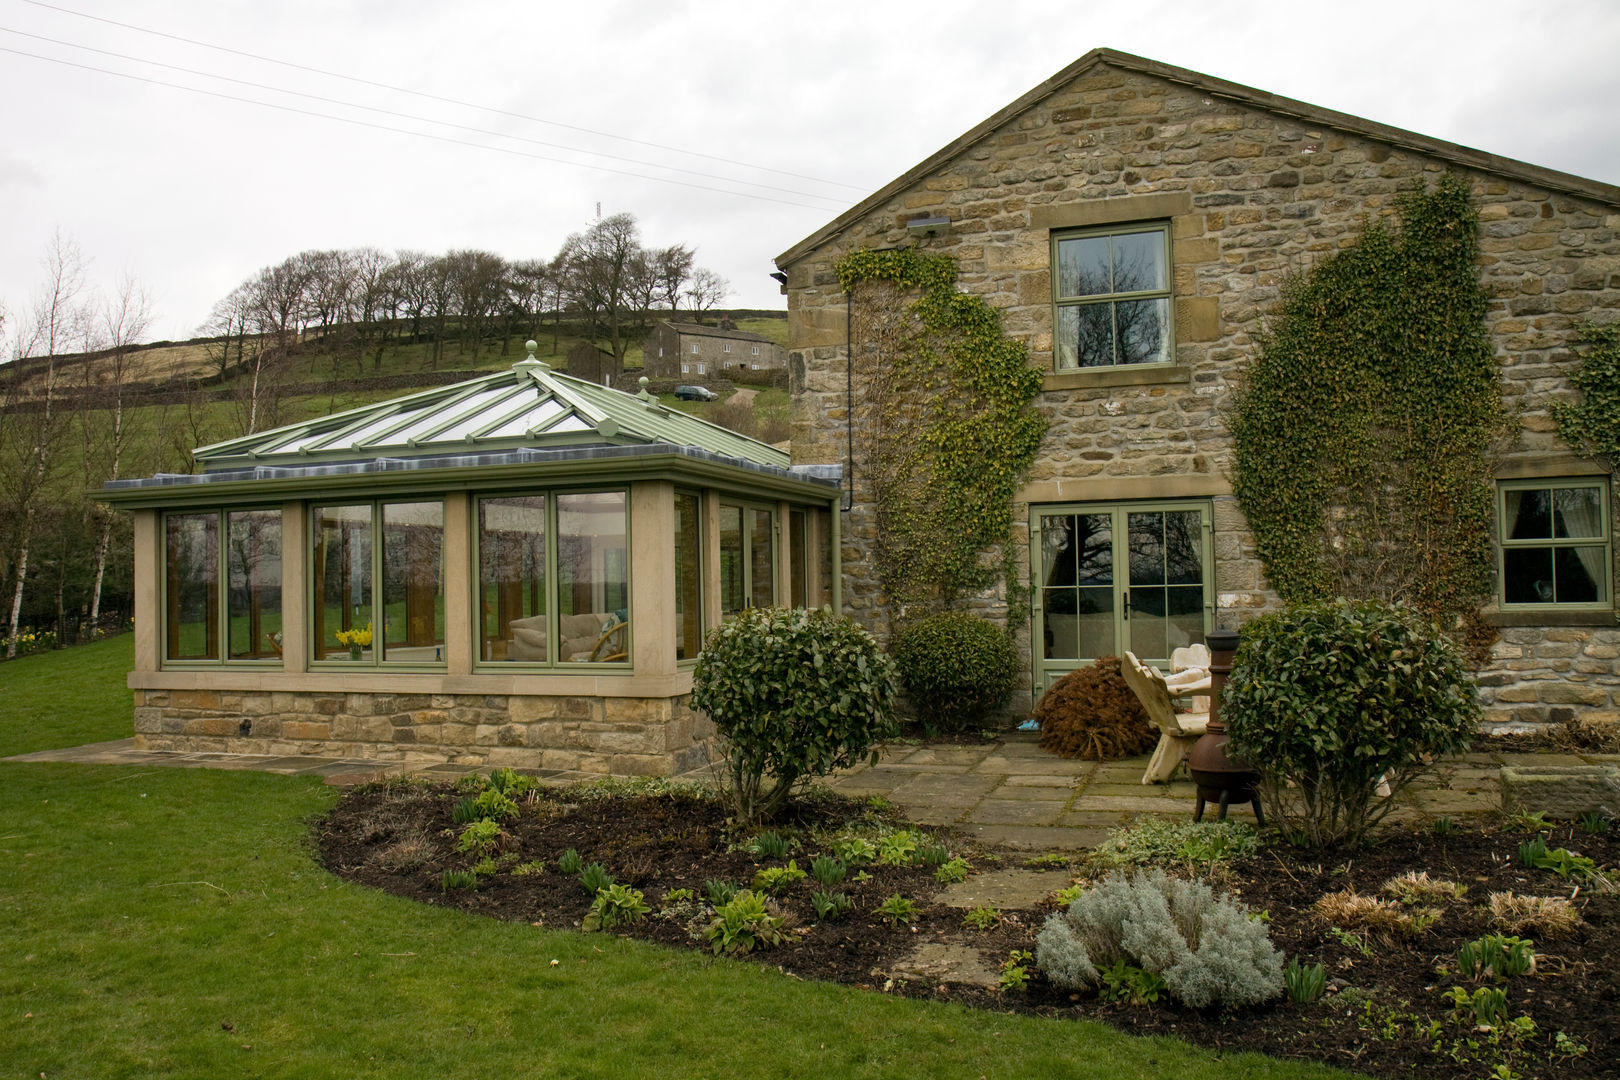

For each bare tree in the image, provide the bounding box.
[559,213,644,364]
[652,244,695,315]
[685,267,731,324]
[82,274,151,631]
[3,233,87,656]
[447,249,508,360]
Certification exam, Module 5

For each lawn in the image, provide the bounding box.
[0,640,1344,1079]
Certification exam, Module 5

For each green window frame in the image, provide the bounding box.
[675,489,704,663]
[473,488,631,668]
[1031,499,1213,691]
[1498,479,1612,609]
[161,507,285,666]
[310,499,446,668]
[719,500,776,617]
[1051,221,1173,370]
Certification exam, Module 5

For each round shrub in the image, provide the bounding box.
[891,611,1018,732]
[691,607,897,823]
[1224,598,1480,850]
[1034,656,1157,760]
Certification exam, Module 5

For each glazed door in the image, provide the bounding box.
[1033,501,1212,690]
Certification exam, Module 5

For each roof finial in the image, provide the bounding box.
[637,375,659,408]
[514,339,550,375]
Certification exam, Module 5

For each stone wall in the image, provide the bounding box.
[1479,628,1620,733]
[783,59,1620,724]
[132,689,714,775]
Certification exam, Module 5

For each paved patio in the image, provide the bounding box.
[10,733,1615,850]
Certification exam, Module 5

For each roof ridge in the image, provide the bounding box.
[775,47,1620,268]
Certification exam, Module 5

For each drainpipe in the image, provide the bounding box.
[831,497,842,616]
[844,289,854,512]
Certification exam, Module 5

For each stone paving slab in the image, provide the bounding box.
[889,941,999,988]
[962,824,1111,850]
[966,799,1068,826]
[937,868,1067,910]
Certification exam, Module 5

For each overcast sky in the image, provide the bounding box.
[2,0,1618,344]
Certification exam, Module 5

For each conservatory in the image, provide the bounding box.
[97,344,841,775]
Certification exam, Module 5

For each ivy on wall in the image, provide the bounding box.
[1228,173,1511,625]
[1553,324,1620,471]
[834,249,1047,615]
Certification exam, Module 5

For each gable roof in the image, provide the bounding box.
[191,342,787,470]
[659,320,776,345]
[776,48,1620,268]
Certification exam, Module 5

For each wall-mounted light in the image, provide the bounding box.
[906,215,951,239]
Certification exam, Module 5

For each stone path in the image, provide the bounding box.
[11,733,1618,852]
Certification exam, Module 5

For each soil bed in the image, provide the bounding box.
[318,778,1617,1079]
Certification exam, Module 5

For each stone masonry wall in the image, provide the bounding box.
[132,689,715,776]
[785,60,1620,723]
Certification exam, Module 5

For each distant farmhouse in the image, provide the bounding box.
[643,319,787,380]
[566,340,621,387]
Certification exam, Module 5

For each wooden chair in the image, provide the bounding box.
[1121,650,1210,785]
[583,619,629,663]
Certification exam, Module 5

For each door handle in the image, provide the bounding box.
[1122,589,1129,619]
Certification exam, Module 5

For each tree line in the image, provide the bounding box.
[0,213,734,657]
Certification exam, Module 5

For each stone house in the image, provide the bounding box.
[643,320,788,380]
[98,343,838,774]
[775,48,1620,730]
[565,340,620,387]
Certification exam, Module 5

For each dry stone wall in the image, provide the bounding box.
[784,60,1620,723]
[132,689,714,775]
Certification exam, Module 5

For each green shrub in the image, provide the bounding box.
[690,607,898,823]
[577,862,614,896]
[874,893,916,926]
[583,884,650,931]
[934,857,970,884]
[703,890,785,955]
[891,612,1018,732]
[1089,819,1257,869]
[829,836,876,865]
[471,788,520,822]
[1223,599,1479,850]
[876,829,919,866]
[1035,870,1283,1009]
[810,891,852,921]
[750,861,807,896]
[455,819,502,856]
[809,856,846,886]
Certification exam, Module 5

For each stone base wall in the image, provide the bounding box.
[1477,627,1620,733]
[132,689,715,776]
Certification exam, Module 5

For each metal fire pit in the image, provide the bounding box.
[1189,629,1265,825]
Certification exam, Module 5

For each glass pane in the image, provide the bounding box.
[226,510,281,661]
[750,508,775,609]
[1164,511,1203,585]
[1110,231,1168,293]
[1556,546,1605,603]
[675,493,702,661]
[1075,514,1113,584]
[1057,303,1116,369]
[556,492,628,662]
[314,505,372,661]
[1128,512,1165,586]
[1505,489,1551,539]
[165,512,218,661]
[1554,487,1603,539]
[1167,585,1205,655]
[1115,297,1169,366]
[1041,514,1076,586]
[1503,546,1553,604]
[1077,586,1115,660]
[790,509,807,609]
[382,502,444,662]
[480,496,546,663]
[1129,586,1168,661]
[1043,588,1077,660]
[816,509,833,609]
[1056,234,1112,298]
[720,505,744,616]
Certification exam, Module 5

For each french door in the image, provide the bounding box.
[1032,501,1213,690]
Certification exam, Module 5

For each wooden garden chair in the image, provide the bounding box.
[1121,650,1210,785]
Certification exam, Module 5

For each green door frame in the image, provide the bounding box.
[1029,498,1214,694]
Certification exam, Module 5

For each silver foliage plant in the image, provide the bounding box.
[1035,870,1284,1008]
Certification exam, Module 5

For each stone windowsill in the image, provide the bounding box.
[1041,364,1190,392]
[1481,608,1618,629]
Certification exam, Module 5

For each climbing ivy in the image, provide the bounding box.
[1553,323,1620,471]
[1227,173,1511,625]
[834,249,1047,614]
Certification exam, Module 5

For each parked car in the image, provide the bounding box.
[674,385,719,401]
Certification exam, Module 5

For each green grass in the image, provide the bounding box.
[0,644,1345,1079]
